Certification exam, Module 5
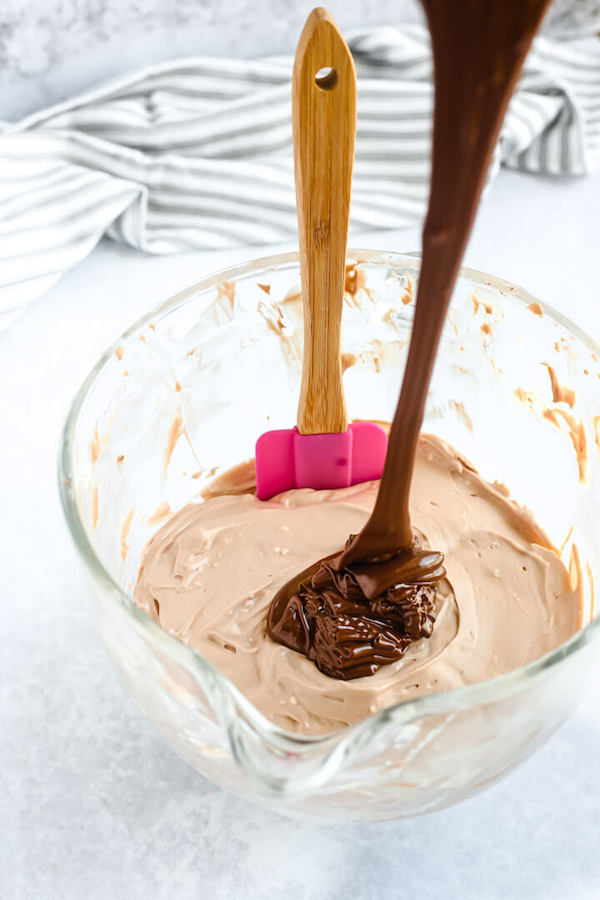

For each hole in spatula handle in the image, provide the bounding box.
[315,66,338,90]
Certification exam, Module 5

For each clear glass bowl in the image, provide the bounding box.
[59,251,600,823]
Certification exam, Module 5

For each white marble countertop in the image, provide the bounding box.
[3,169,600,899]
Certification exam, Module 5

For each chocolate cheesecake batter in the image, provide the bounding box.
[134,436,582,735]
[268,0,554,678]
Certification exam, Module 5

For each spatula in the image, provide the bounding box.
[255,7,387,501]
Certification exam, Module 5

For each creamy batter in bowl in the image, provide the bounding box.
[59,251,600,822]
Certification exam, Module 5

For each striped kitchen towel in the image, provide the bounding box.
[1,25,599,330]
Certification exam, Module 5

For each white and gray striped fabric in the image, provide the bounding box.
[1,25,599,331]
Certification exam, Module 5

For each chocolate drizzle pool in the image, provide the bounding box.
[268,0,552,679]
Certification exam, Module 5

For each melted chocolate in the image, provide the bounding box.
[268,0,552,679]
[268,537,445,678]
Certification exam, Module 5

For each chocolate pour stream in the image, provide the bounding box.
[268,0,552,680]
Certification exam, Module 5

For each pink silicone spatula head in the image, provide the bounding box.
[255,8,387,500]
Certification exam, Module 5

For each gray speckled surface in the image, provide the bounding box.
[3,0,600,120]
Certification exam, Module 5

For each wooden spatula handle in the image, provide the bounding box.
[293,8,356,435]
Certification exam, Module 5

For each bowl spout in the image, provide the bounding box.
[226,712,351,799]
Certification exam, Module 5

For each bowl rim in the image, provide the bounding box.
[58,248,600,749]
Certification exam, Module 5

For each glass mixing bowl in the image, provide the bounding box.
[59,250,600,823]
